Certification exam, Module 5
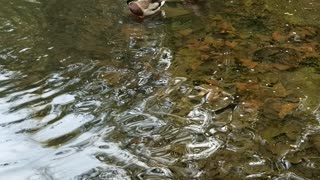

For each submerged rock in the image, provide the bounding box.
[253,47,301,69]
[260,98,298,120]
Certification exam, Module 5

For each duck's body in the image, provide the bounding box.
[127,0,166,18]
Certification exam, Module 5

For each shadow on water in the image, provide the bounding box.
[0,0,320,179]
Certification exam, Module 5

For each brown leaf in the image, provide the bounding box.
[235,82,248,91]
[191,61,202,71]
[272,31,287,42]
[198,45,210,51]
[239,99,262,115]
[205,79,218,85]
[235,82,261,93]
[200,54,210,61]
[239,58,258,69]
[298,42,317,53]
[272,63,292,71]
[218,21,235,34]
[241,99,263,113]
[186,38,210,51]
[225,41,238,48]
[204,36,224,48]
[279,103,297,119]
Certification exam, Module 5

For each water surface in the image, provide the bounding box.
[1,0,320,179]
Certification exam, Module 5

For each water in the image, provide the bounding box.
[1,0,320,179]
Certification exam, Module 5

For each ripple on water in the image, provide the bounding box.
[115,111,166,137]
[1,0,320,179]
[32,113,95,144]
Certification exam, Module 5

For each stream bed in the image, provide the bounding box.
[0,0,320,179]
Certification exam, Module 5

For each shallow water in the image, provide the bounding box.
[0,0,320,179]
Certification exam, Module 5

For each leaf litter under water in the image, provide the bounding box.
[162,0,320,179]
[0,0,320,179]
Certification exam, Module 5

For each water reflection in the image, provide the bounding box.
[1,0,320,179]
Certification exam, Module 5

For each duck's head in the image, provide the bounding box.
[127,0,166,18]
[127,0,144,17]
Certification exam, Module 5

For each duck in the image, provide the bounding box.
[127,0,166,18]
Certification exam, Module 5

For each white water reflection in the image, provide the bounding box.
[0,126,54,179]
[0,125,138,179]
[185,137,222,160]
[32,113,95,143]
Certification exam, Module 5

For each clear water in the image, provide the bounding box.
[1,0,320,179]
